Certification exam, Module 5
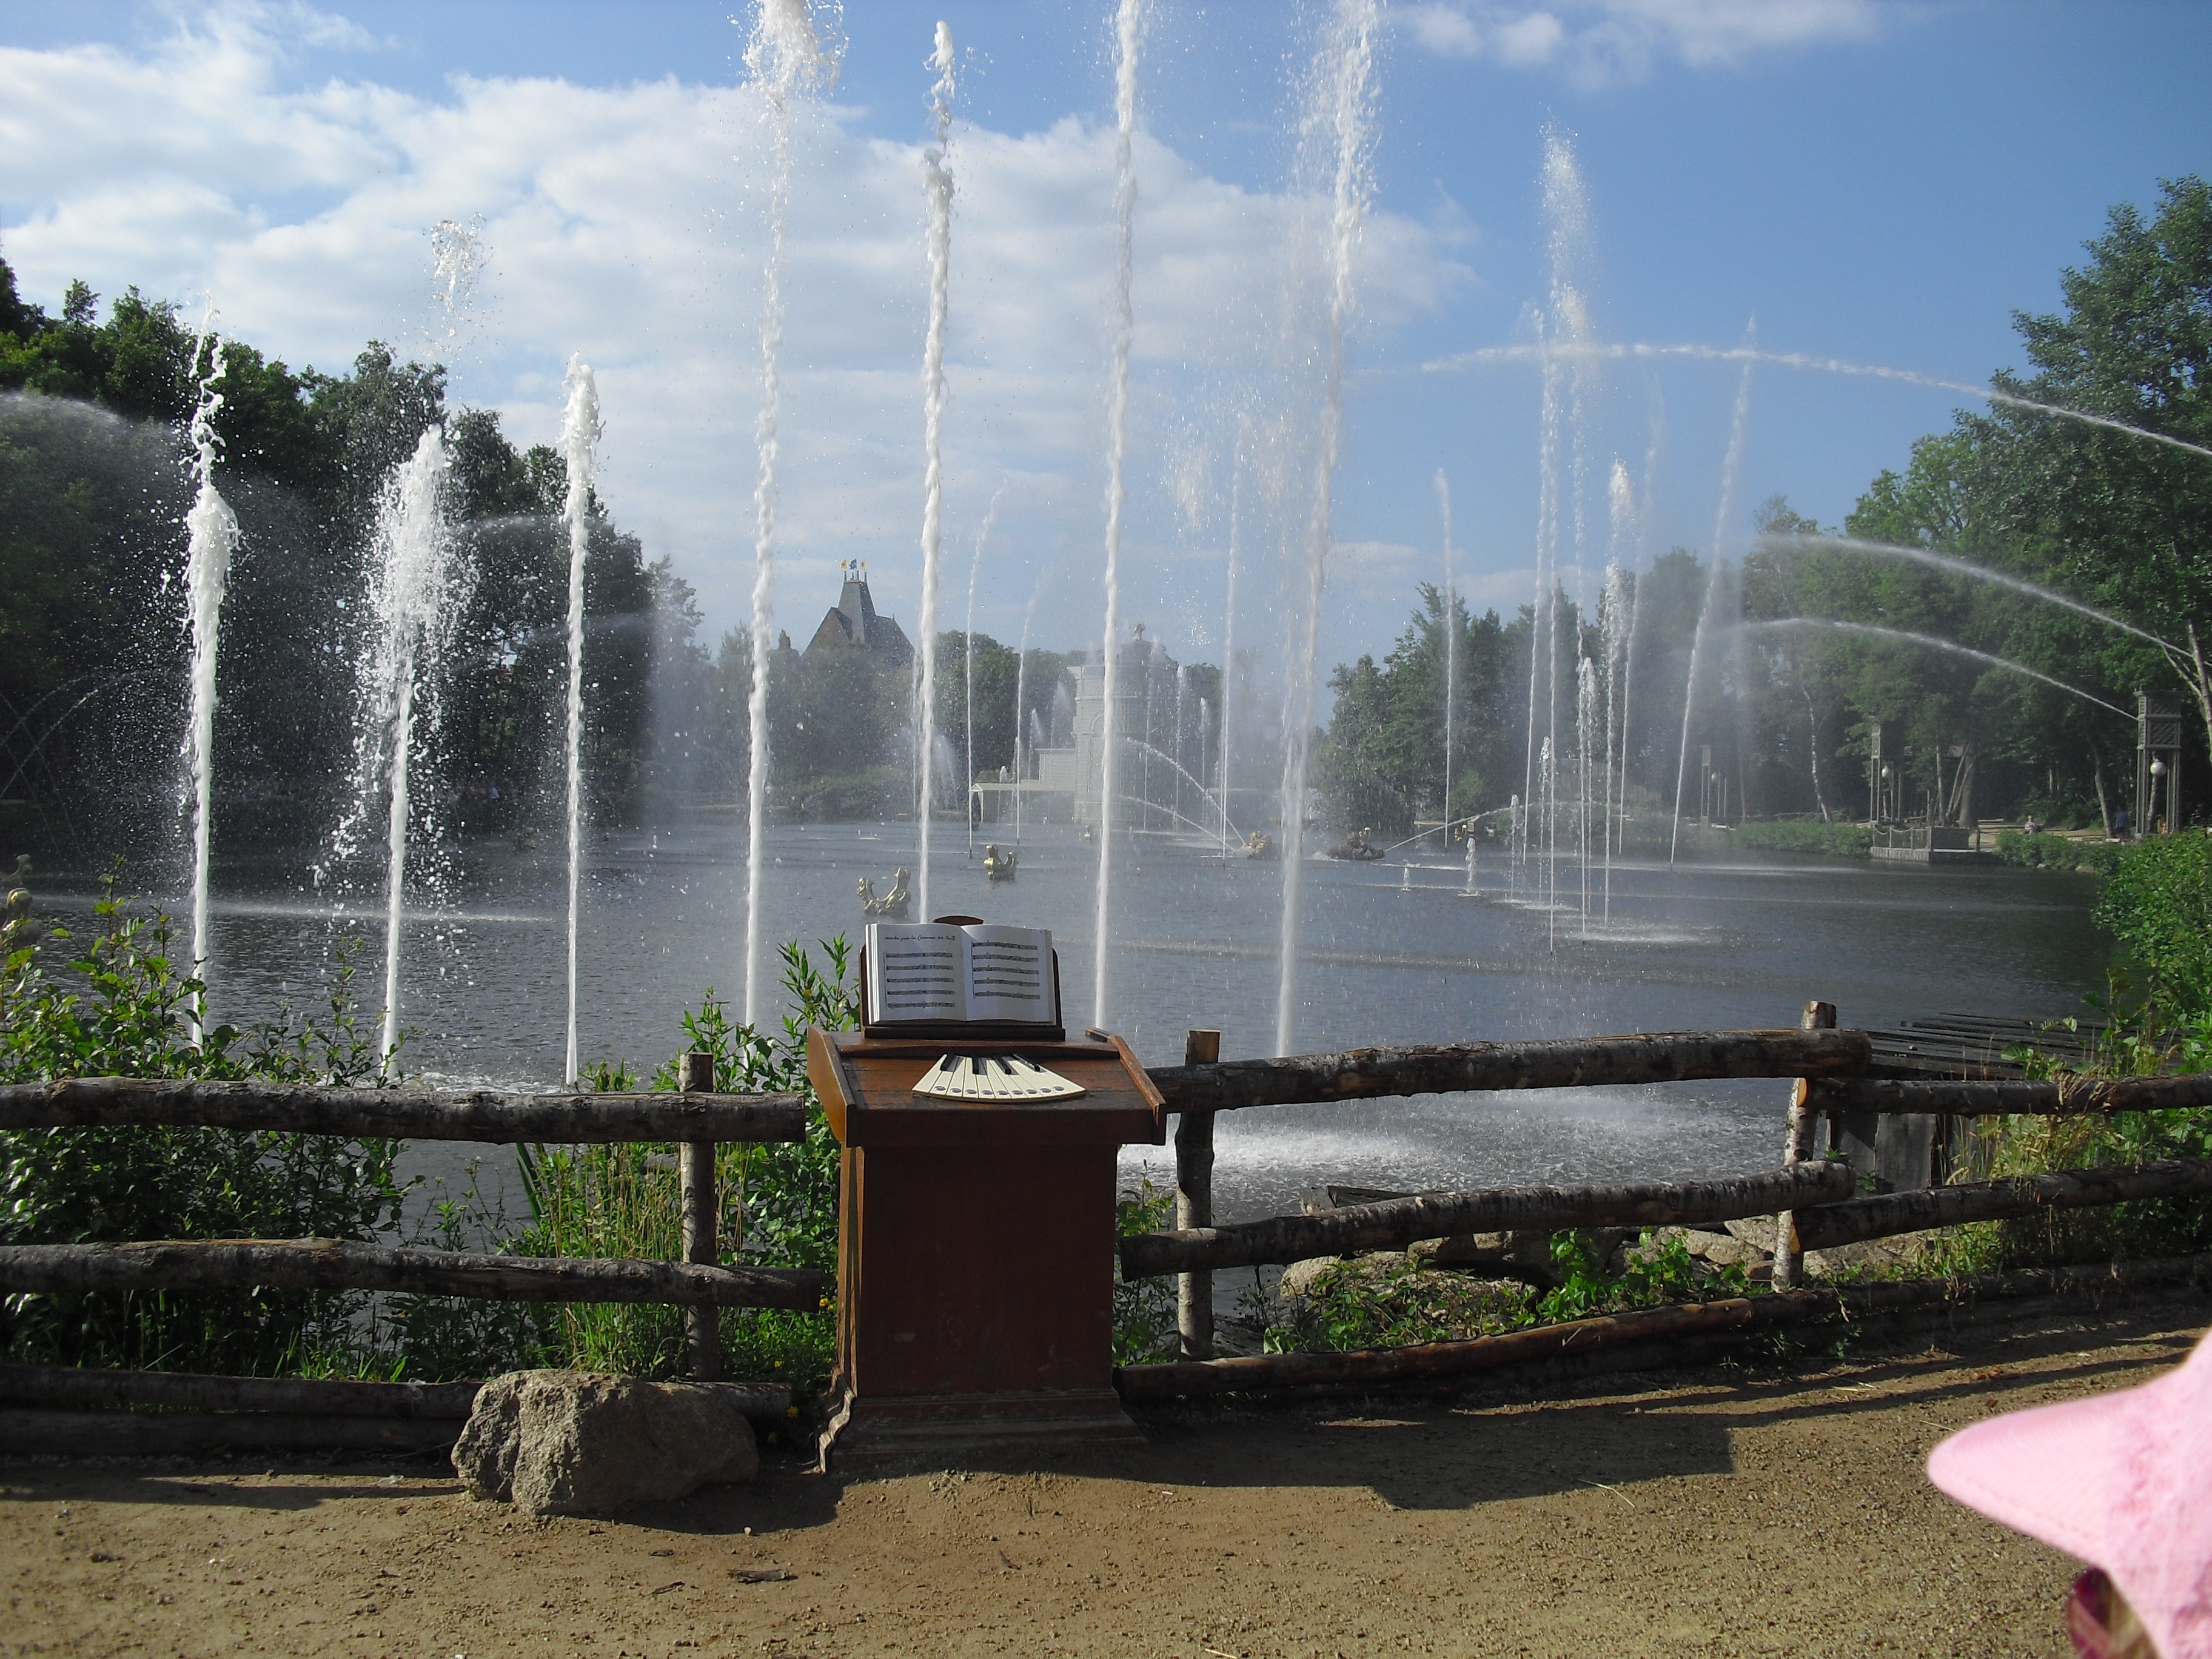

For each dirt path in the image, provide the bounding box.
[9,1295,2206,1659]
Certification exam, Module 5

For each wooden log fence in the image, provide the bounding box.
[0,1053,813,1447]
[0,1077,806,1144]
[1791,1155,2212,1253]
[0,1239,823,1309]
[1115,1251,2212,1402]
[1801,1073,2212,1117]
[1147,1028,1871,1115]
[1120,1161,1857,1279]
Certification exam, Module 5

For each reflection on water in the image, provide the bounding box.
[53,820,2108,1224]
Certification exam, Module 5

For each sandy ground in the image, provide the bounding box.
[8,1294,2207,1659]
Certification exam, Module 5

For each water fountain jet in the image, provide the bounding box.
[181,310,236,1043]
[913,19,957,922]
[558,355,602,1087]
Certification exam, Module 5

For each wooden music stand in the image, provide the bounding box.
[805,1024,1165,1470]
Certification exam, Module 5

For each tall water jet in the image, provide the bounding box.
[1436,469,1456,832]
[1093,0,1142,1027]
[913,20,957,922]
[350,429,458,1070]
[740,0,837,1027]
[963,485,1004,858]
[558,356,602,1087]
[180,311,236,1043]
[1576,655,1597,934]
[1274,0,1379,1056]
[1670,341,1755,864]
[1599,458,1634,919]
[1013,568,1047,844]
[1217,415,1247,854]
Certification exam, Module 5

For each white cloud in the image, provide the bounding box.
[0,10,1473,674]
[1397,1,1883,87]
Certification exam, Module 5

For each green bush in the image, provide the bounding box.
[0,879,406,1375]
[2096,834,2212,1022]
[1732,820,1873,859]
[1991,828,2121,874]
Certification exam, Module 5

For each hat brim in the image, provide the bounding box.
[1926,1387,2133,1566]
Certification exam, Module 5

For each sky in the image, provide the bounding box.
[3,0,2209,696]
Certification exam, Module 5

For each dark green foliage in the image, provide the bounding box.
[0,882,405,1375]
[1731,820,1874,859]
[1112,1178,1178,1366]
[2096,833,2212,1021]
[1313,583,1528,832]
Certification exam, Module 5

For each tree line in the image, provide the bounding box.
[1317,176,2211,836]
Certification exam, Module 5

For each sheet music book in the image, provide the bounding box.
[863,921,1059,1029]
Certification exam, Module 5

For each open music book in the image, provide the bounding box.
[863,921,1060,1029]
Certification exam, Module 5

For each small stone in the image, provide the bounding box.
[453,1370,759,1517]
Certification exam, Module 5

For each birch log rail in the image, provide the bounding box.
[1144,1028,1871,1115]
[0,1239,825,1310]
[1801,1073,2212,1117]
[1119,1161,1856,1279]
[0,1078,807,1143]
[1791,1155,2212,1253]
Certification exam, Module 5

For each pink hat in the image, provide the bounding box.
[1926,1329,2212,1659]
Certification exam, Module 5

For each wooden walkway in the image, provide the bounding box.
[1865,1013,2102,1080]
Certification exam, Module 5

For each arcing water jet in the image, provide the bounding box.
[1671,341,1754,865]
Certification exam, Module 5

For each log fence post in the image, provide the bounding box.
[679,1051,720,1380]
[1175,1028,1221,1361]
[1774,999,1837,1289]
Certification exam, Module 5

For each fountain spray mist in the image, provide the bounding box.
[181,310,236,1042]
[558,355,602,1085]
[1671,342,1755,865]
[1274,0,1379,1056]
[356,430,457,1069]
[1217,414,1248,854]
[1093,0,1142,1027]
[913,21,957,920]
[963,484,1005,857]
[1013,566,1047,843]
[740,0,836,1027]
[1428,340,2212,466]
[1739,618,2130,716]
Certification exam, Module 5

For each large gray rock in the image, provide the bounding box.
[453,1370,760,1516]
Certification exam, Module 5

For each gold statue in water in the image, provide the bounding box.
[1242,831,1276,860]
[982,843,1018,882]
[857,866,912,920]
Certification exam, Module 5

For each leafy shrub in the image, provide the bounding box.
[2096,833,2212,1022]
[0,880,406,1375]
[1732,820,1873,859]
[1263,1256,1533,1354]
[1113,1178,1179,1365]
[1992,828,2122,874]
[475,937,858,1387]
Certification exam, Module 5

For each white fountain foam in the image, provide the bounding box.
[740,0,837,1027]
[1274,0,1379,1057]
[181,309,236,1042]
[912,21,957,921]
[1094,0,1143,1027]
[558,354,602,1085]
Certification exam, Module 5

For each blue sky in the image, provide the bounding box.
[2,1,2208,691]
